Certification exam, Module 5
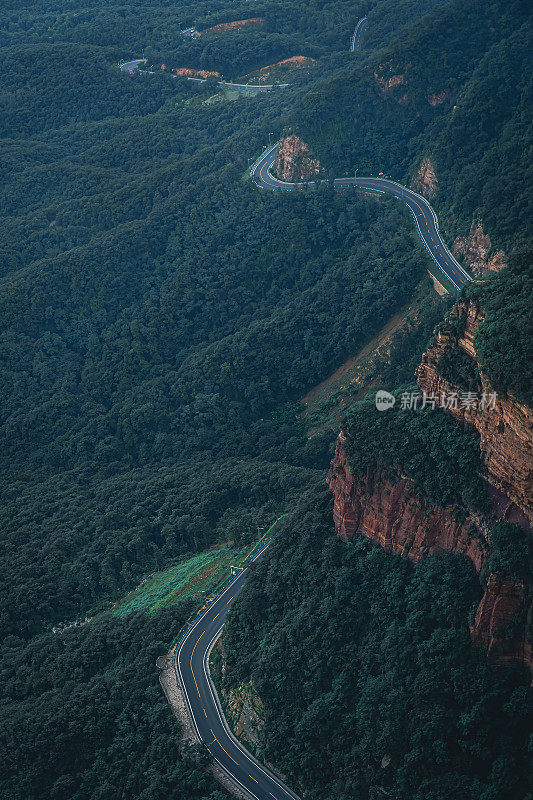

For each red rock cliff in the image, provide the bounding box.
[327,438,531,670]
[327,294,533,669]
[274,135,323,182]
[411,156,438,198]
[416,299,533,521]
[327,435,488,569]
[470,575,532,669]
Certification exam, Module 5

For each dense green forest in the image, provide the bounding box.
[1,608,226,800]
[221,485,532,800]
[1,0,531,798]
[341,397,488,510]
[464,244,533,405]
[291,0,532,250]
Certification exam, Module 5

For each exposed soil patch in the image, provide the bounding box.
[173,67,220,79]
[200,18,264,35]
[300,284,437,436]
[242,55,316,83]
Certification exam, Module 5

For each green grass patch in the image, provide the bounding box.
[111,542,247,617]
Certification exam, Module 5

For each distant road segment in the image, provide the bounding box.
[351,17,368,51]
[251,143,471,291]
[119,60,288,91]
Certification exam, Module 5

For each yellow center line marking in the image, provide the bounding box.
[227,595,234,604]
[190,631,204,699]
[213,613,220,620]
[212,732,239,765]
[249,774,259,783]
[203,708,207,718]
[269,794,278,799]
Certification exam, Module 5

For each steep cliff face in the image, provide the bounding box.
[327,439,531,670]
[274,135,323,182]
[328,436,488,569]
[416,299,533,520]
[453,221,507,276]
[471,575,532,669]
[328,293,532,669]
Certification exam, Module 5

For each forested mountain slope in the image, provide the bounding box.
[0,1,531,799]
[290,0,531,252]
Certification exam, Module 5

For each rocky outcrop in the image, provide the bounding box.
[374,63,408,94]
[470,576,532,669]
[225,680,264,747]
[327,438,532,670]
[453,221,507,276]
[428,90,452,106]
[328,436,488,569]
[274,135,323,182]
[173,67,220,79]
[327,294,532,669]
[412,156,437,198]
[375,72,405,92]
[416,300,533,520]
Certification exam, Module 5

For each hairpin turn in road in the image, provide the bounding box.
[250,143,471,292]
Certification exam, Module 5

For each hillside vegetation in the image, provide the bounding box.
[1,0,531,798]
[291,0,531,250]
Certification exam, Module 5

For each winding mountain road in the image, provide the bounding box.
[119,60,288,91]
[170,17,470,800]
[351,16,368,51]
[175,523,300,800]
[251,143,471,291]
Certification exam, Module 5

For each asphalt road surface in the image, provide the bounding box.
[351,16,368,51]
[251,143,471,291]
[119,60,288,91]
[167,16,467,800]
[175,531,300,800]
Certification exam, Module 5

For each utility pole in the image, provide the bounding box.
[268,132,274,146]
[257,526,265,541]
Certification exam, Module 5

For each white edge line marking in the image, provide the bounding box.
[175,526,300,799]
[253,148,467,290]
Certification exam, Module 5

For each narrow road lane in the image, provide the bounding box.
[251,143,471,291]
[119,60,288,91]
[351,16,368,51]
[175,527,300,800]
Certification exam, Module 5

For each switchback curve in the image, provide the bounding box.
[251,143,471,291]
